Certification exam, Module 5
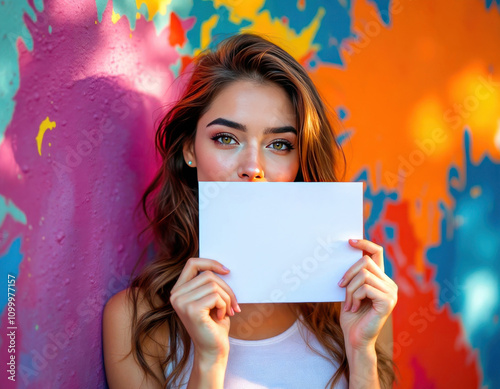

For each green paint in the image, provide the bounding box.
[0,195,27,226]
[0,0,40,144]
[48,25,52,33]
[35,324,39,331]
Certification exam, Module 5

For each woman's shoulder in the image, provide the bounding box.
[103,287,169,387]
[104,287,155,320]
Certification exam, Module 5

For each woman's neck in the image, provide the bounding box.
[228,303,297,340]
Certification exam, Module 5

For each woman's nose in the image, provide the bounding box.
[237,150,265,181]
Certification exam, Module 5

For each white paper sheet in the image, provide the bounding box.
[198,181,363,303]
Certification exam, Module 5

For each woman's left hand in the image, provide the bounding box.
[338,239,398,352]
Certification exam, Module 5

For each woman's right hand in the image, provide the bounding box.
[170,257,241,363]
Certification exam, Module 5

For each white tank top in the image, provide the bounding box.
[164,319,348,388]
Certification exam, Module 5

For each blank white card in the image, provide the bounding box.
[198,182,363,303]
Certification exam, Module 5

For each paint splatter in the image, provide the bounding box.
[35,116,56,156]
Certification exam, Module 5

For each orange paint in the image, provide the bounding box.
[169,11,185,48]
[309,0,500,272]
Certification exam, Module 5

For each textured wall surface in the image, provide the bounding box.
[1,0,499,388]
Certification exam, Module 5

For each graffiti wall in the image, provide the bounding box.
[1,0,499,387]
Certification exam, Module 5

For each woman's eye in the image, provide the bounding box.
[269,140,293,151]
[211,133,237,145]
[221,136,233,144]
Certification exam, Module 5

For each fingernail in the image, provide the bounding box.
[344,304,349,311]
[338,277,345,286]
[351,305,357,313]
[350,239,358,244]
[235,303,241,313]
[230,307,235,316]
[221,265,230,272]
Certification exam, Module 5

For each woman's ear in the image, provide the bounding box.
[182,140,197,167]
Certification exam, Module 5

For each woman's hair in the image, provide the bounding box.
[128,33,395,388]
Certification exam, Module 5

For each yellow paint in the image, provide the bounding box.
[95,20,97,24]
[198,14,220,53]
[448,64,500,135]
[136,12,141,19]
[130,32,133,38]
[36,117,56,156]
[213,0,265,24]
[136,0,171,20]
[409,96,450,157]
[209,0,322,61]
[49,142,51,146]
[112,9,121,24]
[240,7,325,61]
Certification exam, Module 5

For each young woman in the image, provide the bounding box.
[103,33,398,389]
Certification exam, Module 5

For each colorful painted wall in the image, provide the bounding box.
[1,0,499,387]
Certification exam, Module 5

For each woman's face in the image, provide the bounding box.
[183,80,300,182]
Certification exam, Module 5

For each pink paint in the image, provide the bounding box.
[1,0,184,386]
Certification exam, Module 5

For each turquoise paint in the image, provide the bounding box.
[0,0,41,143]
[152,0,193,36]
[112,0,147,30]
[95,0,193,35]
[48,24,52,33]
[95,0,109,22]
[0,195,27,226]
[169,57,182,78]
[34,0,44,12]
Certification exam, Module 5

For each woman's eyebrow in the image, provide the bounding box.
[207,118,246,131]
[206,117,297,135]
[263,126,297,136]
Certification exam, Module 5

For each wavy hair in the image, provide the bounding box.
[128,33,395,388]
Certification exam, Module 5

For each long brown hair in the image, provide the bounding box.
[129,33,394,388]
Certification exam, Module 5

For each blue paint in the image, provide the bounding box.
[207,5,251,48]
[264,0,354,66]
[485,0,500,10]
[183,0,218,54]
[427,129,500,388]
[0,238,23,313]
[368,0,392,26]
[336,106,349,120]
[385,225,395,240]
[355,169,399,278]
[337,129,354,145]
